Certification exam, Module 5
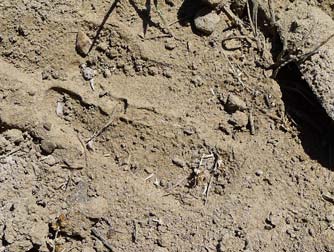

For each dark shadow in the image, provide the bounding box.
[177,0,204,26]
[88,0,120,54]
[27,245,41,252]
[276,63,334,169]
[216,1,334,169]
[129,0,162,37]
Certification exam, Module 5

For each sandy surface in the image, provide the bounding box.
[1,1,334,251]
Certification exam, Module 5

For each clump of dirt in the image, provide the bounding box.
[1,1,334,252]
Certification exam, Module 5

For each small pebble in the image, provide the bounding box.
[165,41,176,50]
[80,197,109,219]
[82,66,95,81]
[43,155,57,166]
[163,69,173,78]
[103,68,112,78]
[172,157,186,168]
[325,208,334,223]
[191,75,204,86]
[228,111,248,128]
[56,101,64,117]
[148,66,158,76]
[183,126,196,135]
[17,25,29,37]
[225,94,247,113]
[255,170,263,176]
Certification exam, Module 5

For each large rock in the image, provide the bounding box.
[279,2,334,121]
[202,0,222,7]
[250,1,334,122]
[40,139,57,155]
[194,8,220,35]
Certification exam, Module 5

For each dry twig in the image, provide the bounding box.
[92,228,114,251]
[77,133,88,168]
[249,110,255,135]
[204,151,220,205]
[86,105,118,145]
[0,146,23,159]
[52,227,60,252]
[221,50,245,87]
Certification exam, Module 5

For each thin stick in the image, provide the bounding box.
[222,35,254,46]
[138,33,172,40]
[273,33,334,78]
[0,146,23,159]
[322,192,334,204]
[77,133,88,168]
[246,0,261,51]
[249,110,255,135]
[91,228,113,251]
[221,50,245,86]
[252,0,258,36]
[204,175,213,205]
[163,176,187,196]
[132,220,137,243]
[219,4,245,31]
[86,106,117,144]
[144,173,154,181]
[153,0,175,39]
[204,151,219,205]
[52,228,60,252]
[298,33,334,63]
[268,0,275,24]
[246,1,256,36]
[61,160,84,170]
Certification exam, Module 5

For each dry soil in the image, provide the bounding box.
[1,0,334,252]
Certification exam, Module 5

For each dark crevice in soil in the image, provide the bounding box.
[2,225,8,247]
[231,2,334,169]
[0,122,27,135]
[276,63,334,169]
[48,86,93,109]
[27,244,41,252]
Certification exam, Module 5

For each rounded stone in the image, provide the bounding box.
[40,140,57,155]
[225,94,247,113]
[194,8,220,35]
[76,31,92,57]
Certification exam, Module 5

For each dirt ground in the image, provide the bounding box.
[1,0,334,252]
